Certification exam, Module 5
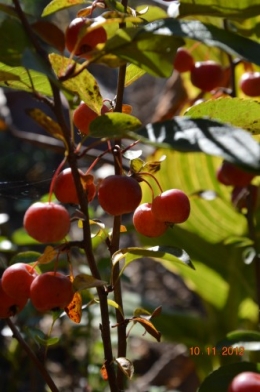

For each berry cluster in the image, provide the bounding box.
[173,47,224,92]
[0,263,74,318]
[216,160,257,211]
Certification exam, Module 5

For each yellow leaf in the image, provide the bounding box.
[37,246,58,264]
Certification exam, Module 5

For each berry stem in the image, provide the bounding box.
[48,157,67,203]
[6,318,59,392]
[138,171,164,195]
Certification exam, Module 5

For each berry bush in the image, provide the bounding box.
[1,0,260,391]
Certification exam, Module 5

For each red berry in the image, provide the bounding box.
[2,263,38,301]
[190,61,224,92]
[30,272,74,312]
[65,17,107,57]
[133,203,167,237]
[217,160,255,187]
[54,168,96,204]
[152,189,190,224]
[98,175,142,216]
[0,279,27,318]
[239,72,260,97]
[73,101,99,135]
[228,371,260,392]
[23,202,71,243]
[173,48,194,73]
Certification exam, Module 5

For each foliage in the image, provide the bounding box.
[1,0,260,391]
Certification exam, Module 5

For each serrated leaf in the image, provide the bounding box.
[198,362,260,392]
[136,117,260,172]
[42,0,85,16]
[49,54,103,113]
[73,274,107,291]
[26,108,67,146]
[186,97,260,136]
[89,112,142,138]
[64,291,82,323]
[37,246,57,265]
[115,357,134,379]
[112,246,194,285]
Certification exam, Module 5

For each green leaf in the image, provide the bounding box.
[0,18,32,66]
[198,362,260,392]
[136,117,260,172]
[49,54,103,112]
[178,0,260,19]
[217,330,260,351]
[104,23,184,78]
[0,62,52,96]
[10,251,41,265]
[186,97,260,136]
[150,18,260,66]
[89,112,142,138]
[112,246,194,284]
[125,64,146,87]
[35,335,60,347]
[0,70,20,82]
[42,0,86,16]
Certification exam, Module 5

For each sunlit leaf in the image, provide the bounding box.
[136,116,260,172]
[125,64,146,87]
[49,53,103,112]
[112,246,194,285]
[133,308,151,318]
[37,246,57,265]
[178,0,260,19]
[0,71,20,82]
[107,299,124,317]
[186,97,260,136]
[42,0,86,16]
[90,112,142,138]
[73,273,107,291]
[64,291,82,323]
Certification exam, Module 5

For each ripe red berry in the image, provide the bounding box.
[228,371,260,392]
[152,189,190,224]
[133,203,167,237]
[190,61,224,92]
[73,101,99,135]
[54,168,96,204]
[2,263,38,301]
[98,175,142,216]
[173,48,194,73]
[0,279,27,318]
[30,272,74,312]
[65,17,107,57]
[23,202,71,243]
[216,160,255,187]
[239,72,260,97]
